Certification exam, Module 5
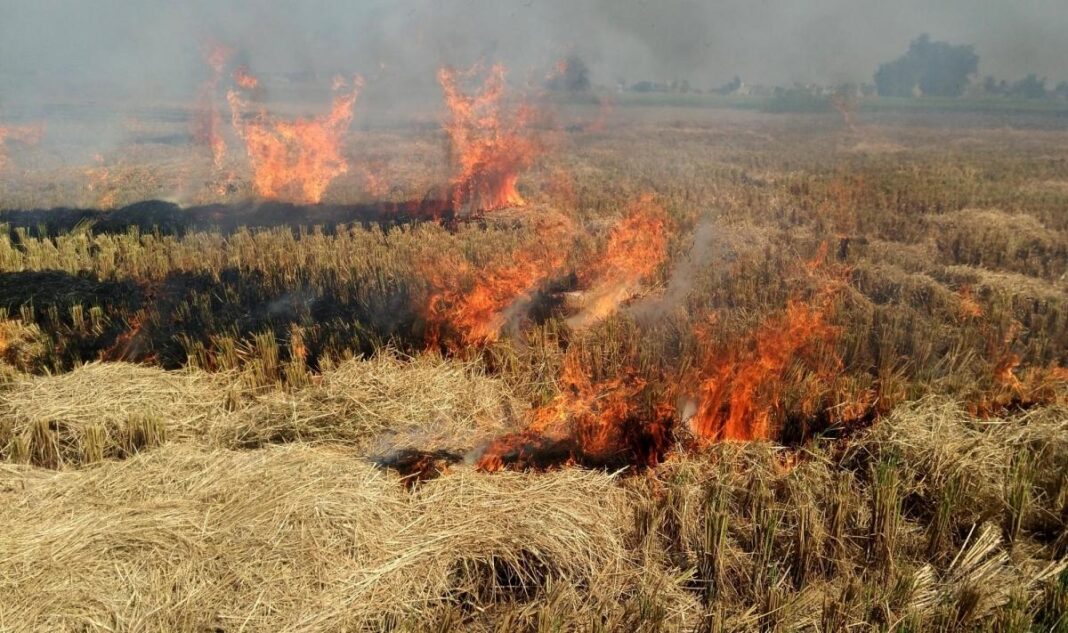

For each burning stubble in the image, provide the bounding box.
[228,71,361,204]
[566,194,672,330]
[0,121,44,172]
[438,64,541,214]
[191,41,231,171]
[420,212,576,350]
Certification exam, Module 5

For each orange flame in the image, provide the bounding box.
[957,285,983,319]
[476,348,670,472]
[228,72,361,204]
[422,214,574,348]
[588,96,614,134]
[530,351,644,448]
[361,164,389,197]
[567,194,670,329]
[192,41,231,169]
[993,352,1023,391]
[438,64,540,212]
[689,298,839,442]
[0,122,44,171]
[85,154,117,208]
[233,66,259,90]
[830,91,858,134]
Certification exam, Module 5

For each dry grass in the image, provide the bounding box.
[0,362,229,467]
[222,353,521,454]
[3,397,1064,631]
[1,102,1067,630]
[860,398,1068,520]
[0,355,520,468]
[0,444,657,631]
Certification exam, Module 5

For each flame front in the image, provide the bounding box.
[476,347,668,472]
[438,64,539,213]
[689,298,839,442]
[85,153,117,208]
[567,194,671,329]
[228,72,360,204]
[0,122,44,171]
[422,213,574,348]
[192,41,230,169]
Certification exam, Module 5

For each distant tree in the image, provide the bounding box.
[716,76,742,95]
[763,85,832,113]
[546,55,591,93]
[873,57,919,98]
[982,75,1007,96]
[1009,74,1047,99]
[1055,81,1068,99]
[874,34,979,97]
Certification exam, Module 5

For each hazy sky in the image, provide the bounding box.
[1,0,1066,103]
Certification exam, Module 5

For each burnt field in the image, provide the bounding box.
[1,95,1067,631]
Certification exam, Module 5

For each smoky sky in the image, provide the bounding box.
[1,0,1066,105]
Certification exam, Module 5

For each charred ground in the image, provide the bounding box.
[1,101,1067,631]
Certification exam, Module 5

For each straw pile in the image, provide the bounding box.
[219,354,520,454]
[0,362,230,467]
[0,444,646,631]
[1,368,1065,630]
[0,355,520,468]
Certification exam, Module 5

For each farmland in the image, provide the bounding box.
[1,94,1067,631]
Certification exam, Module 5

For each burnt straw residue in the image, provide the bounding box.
[0,198,459,239]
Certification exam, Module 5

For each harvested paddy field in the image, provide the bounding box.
[1,63,1067,631]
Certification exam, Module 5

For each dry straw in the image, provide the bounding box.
[0,444,645,631]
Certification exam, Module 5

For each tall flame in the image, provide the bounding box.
[85,153,117,208]
[0,122,44,171]
[422,214,574,348]
[228,72,360,204]
[192,41,230,169]
[438,64,539,213]
[829,92,858,134]
[689,298,839,442]
[567,194,670,329]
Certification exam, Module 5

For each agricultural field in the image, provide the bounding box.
[1,83,1067,631]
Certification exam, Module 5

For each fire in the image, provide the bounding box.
[438,64,540,213]
[567,194,670,329]
[192,41,231,169]
[688,298,840,441]
[0,121,44,171]
[422,214,574,348]
[993,352,1023,391]
[830,90,858,134]
[360,160,390,197]
[957,285,983,319]
[85,154,118,208]
[588,96,614,133]
[687,246,848,441]
[233,66,259,90]
[228,72,361,204]
[476,347,671,472]
[968,316,1068,416]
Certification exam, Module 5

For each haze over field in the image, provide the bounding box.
[2,1,1068,630]
[1,0,1067,105]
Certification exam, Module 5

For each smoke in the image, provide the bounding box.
[0,0,1063,165]
[2,0,1066,108]
[629,217,720,324]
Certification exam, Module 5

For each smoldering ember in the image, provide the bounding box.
[0,2,1067,631]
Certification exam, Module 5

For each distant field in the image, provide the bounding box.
[1,98,1066,631]
[563,90,1068,117]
